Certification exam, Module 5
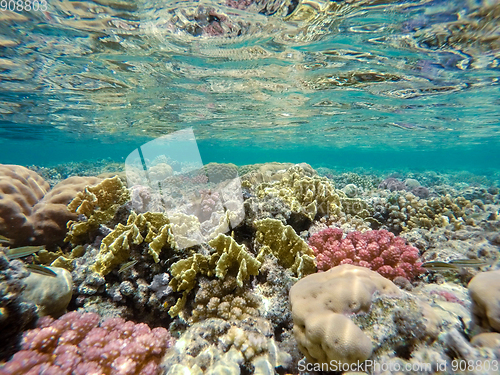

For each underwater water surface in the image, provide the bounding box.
[1,0,500,375]
[0,0,498,170]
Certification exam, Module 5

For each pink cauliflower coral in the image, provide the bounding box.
[0,311,174,375]
[309,228,424,281]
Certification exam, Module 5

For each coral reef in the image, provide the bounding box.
[2,162,499,375]
[309,228,425,281]
[379,177,407,192]
[168,233,260,317]
[161,317,290,374]
[375,192,473,233]
[92,211,177,275]
[190,275,260,323]
[252,165,343,221]
[0,311,173,375]
[0,165,105,246]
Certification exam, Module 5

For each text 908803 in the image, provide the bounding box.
[1,0,48,12]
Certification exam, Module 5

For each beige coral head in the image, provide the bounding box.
[289,264,401,366]
[469,269,500,332]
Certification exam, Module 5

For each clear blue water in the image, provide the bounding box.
[0,0,499,172]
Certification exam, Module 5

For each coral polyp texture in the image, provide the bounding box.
[309,228,425,281]
[0,311,173,375]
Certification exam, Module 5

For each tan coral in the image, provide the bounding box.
[254,166,343,220]
[385,192,472,232]
[209,233,261,287]
[289,264,401,365]
[254,218,316,278]
[31,176,101,245]
[468,269,500,332]
[191,276,260,323]
[0,164,49,245]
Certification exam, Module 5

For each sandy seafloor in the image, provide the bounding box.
[0,159,499,375]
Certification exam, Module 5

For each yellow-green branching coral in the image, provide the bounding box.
[254,218,316,278]
[65,176,130,245]
[168,234,260,317]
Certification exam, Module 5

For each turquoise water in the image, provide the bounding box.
[1,0,499,171]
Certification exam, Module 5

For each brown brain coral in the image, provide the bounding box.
[0,164,104,246]
[32,176,102,245]
[0,164,49,245]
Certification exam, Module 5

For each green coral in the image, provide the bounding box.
[168,233,260,317]
[92,211,177,275]
[254,166,343,220]
[65,176,130,245]
[341,197,373,219]
[191,276,260,323]
[254,218,316,278]
[34,245,85,271]
[385,193,473,232]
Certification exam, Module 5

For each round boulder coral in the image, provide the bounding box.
[289,264,401,366]
[469,270,500,332]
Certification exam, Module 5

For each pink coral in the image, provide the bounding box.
[309,228,424,281]
[0,312,174,375]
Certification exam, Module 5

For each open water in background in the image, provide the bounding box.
[0,0,499,173]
